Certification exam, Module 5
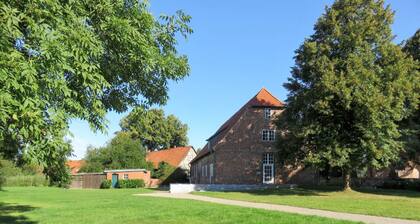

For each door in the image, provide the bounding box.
[111,174,119,188]
[262,153,274,184]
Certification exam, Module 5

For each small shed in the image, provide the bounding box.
[104,169,151,187]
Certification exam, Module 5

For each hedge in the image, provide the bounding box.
[3,175,48,187]
[118,179,145,188]
[100,180,112,189]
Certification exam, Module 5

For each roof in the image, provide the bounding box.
[146,146,194,168]
[104,169,147,173]
[191,88,283,164]
[66,160,85,175]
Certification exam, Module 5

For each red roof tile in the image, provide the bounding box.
[66,160,85,175]
[191,88,283,164]
[146,146,193,168]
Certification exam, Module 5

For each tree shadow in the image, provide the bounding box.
[221,186,335,197]
[0,202,38,224]
[355,188,420,198]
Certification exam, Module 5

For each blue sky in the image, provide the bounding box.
[69,0,420,159]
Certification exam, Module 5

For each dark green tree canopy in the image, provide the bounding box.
[80,132,151,173]
[400,29,420,165]
[0,0,191,174]
[120,107,189,150]
[277,0,419,189]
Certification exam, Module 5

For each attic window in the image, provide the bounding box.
[264,108,271,119]
[262,129,276,141]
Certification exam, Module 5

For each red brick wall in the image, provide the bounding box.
[106,171,151,186]
[193,107,293,184]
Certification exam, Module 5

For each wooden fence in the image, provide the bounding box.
[70,173,106,189]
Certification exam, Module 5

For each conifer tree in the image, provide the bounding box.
[277,0,419,190]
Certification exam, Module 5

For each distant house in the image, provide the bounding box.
[104,169,151,188]
[67,160,85,175]
[146,146,197,184]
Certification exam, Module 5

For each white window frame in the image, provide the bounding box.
[264,108,272,119]
[262,153,274,184]
[123,174,129,180]
[262,129,276,141]
[209,163,214,178]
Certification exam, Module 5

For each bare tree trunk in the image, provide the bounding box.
[343,168,351,191]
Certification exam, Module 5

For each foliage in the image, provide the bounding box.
[276,0,419,190]
[0,158,22,177]
[100,179,111,189]
[3,175,48,187]
[120,107,189,150]
[399,29,420,165]
[153,161,176,181]
[0,0,191,182]
[0,157,48,187]
[117,179,145,188]
[80,132,149,172]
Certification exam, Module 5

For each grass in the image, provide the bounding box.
[194,187,420,221]
[0,187,360,224]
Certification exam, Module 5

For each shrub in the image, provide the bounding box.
[118,179,145,188]
[100,180,112,189]
[154,162,175,181]
[4,175,48,187]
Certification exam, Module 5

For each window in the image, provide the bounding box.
[123,174,129,180]
[264,108,271,119]
[262,129,276,141]
[209,163,214,177]
[263,153,274,164]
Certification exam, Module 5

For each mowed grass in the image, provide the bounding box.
[0,187,360,224]
[194,187,420,221]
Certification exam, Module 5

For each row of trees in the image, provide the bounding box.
[276,0,419,190]
[0,0,192,185]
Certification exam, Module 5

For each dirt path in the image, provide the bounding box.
[136,192,420,224]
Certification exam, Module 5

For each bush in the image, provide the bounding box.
[4,175,48,187]
[100,180,112,189]
[118,179,145,188]
[153,162,175,180]
[378,179,420,191]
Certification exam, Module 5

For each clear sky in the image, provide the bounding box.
[69,0,420,159]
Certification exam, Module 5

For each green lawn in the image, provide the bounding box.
[194,187,420,221]
[0,187,359,224]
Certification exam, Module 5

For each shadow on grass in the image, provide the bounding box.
[0,202,38,224]
[229,185,420,199]
[355,188,420,198]
[219,186,340,197]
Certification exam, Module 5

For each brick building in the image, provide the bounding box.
[190,88,419,186]
[190,88,310,185]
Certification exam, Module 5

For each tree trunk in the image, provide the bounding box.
[342,168,351,191]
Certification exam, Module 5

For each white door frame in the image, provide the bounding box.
[263,164,274,184]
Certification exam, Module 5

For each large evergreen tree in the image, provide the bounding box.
[277,0,419,190]
[0,0,191,182]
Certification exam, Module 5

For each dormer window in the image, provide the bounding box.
[264,108,271,119]
[262,129,276,141]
